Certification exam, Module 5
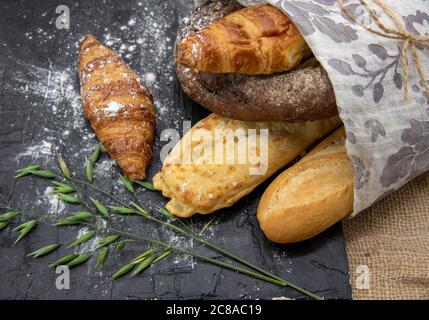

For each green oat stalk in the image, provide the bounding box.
[130,248,157,265]
[57,193,81,204]
[58,154,70,178]
[95,247,110,269]
[111,263,135,280]
[30,170,57,179]
[155,206,176,220]
[0,221,9,231]
[68,230,96,248]
[15,165,40,178]
[13,220,37,243]
[95,235,120,250]
[49,254,79,267]
[109,206,138,215]
[119,175,134,193]
[85,158,94,184]
[90,197,110,219]
[0,211,20,222]
[52,181,75,194]
[66,254,92,269]
[55,212,92,226]
[133,180,155,191]
[131,255,157,277]
[90,145,102,164]
[28,243,61,258]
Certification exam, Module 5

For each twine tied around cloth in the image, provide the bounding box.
[337,0,429,100]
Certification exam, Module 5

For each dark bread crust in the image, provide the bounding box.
[175,0,338,122]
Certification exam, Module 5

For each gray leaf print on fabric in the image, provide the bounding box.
[393,72,403,89]
[411,148,429,174]
[347,131,357,144]
[313,16,358,42]
[279,0,357,42]
[365,119,386,142]
[327,58,353,75]
[381,120,429,187]
[404,10,429,36]
[350,155,370,189]
[380,146,415,187]
[294,1,329,15]
[403,121,429,179]
[344,118,357,144]
[280,1,315,35]
[373,83,384,103]
[368,44,388,60]
[327,45,402,102]
[352,84,364,97]
[401,119,429,153]
[352,54,366,68]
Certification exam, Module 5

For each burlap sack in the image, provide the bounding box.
[343,171,429,300]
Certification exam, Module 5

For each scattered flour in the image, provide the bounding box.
[6,63,83,130]
[273,251,293,274]
[128,18,137,27]
[76,227,103,254]
[144,72,156,83]
[94,158,116,177]
[42,186,66,216]
[17,140,54,159]
[163,228,195,269]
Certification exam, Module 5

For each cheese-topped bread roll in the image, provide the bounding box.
[153,114,341,217]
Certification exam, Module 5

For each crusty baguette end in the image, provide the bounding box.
[257,127,354,244]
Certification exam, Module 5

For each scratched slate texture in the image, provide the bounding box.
[0,0,351,299]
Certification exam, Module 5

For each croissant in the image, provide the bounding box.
[77,35,155,180]
[177,4,312,74]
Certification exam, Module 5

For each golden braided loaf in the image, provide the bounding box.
[178,4,312,74]
[78,35,155,180]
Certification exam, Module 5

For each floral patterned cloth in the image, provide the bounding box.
[195,0,429,216]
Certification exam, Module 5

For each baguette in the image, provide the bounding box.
[257,127,354,244]
[153,114,341,218]
[178,4,312,74]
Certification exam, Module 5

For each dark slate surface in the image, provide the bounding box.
[0,0,351,299]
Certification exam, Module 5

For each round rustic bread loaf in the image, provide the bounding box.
[175,0,338,122]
